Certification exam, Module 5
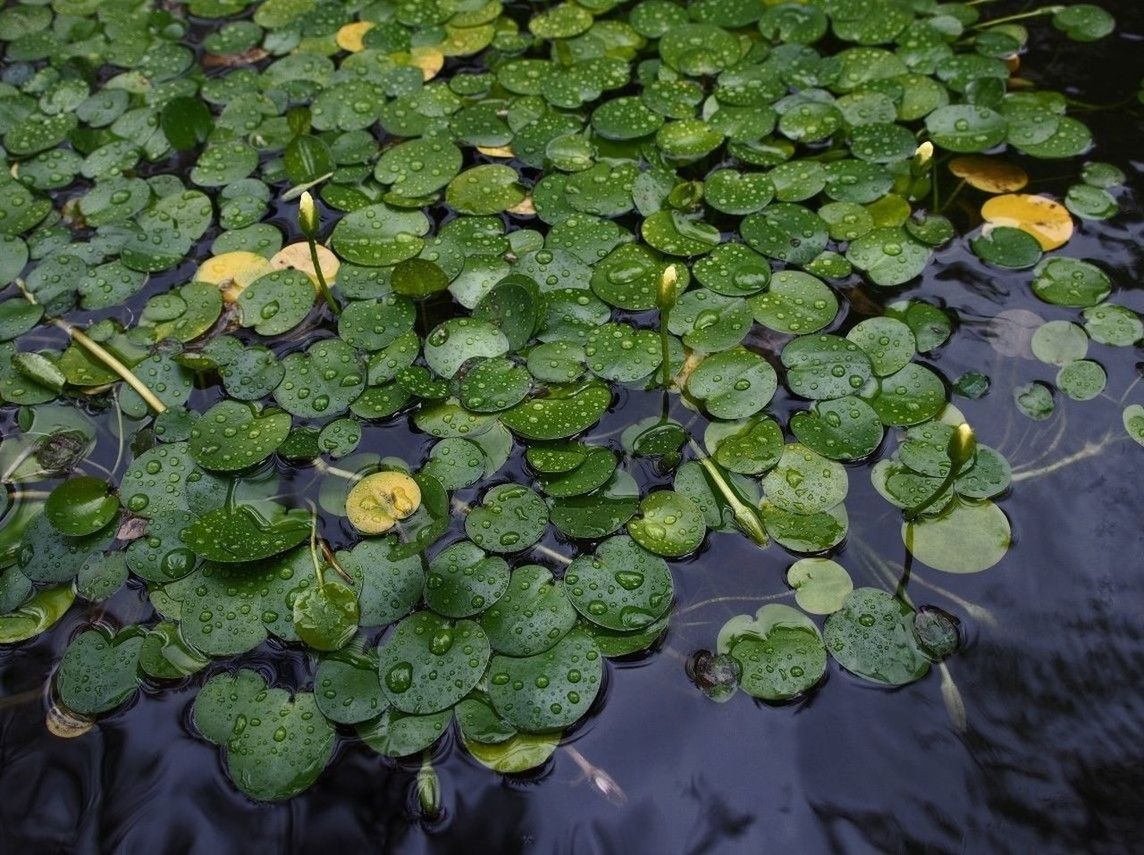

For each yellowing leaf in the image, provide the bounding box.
[949,156,1028,193]
[194,251,273,303]
[270,242,340,287]
[476,145,515,158]
[408,46,445,81]
[336,21,374,53]
[346,472,422,535]
[981,193,1073,250]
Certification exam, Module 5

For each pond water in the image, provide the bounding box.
[1,1,1142,853]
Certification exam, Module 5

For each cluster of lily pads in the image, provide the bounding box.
[0,0,1138,804]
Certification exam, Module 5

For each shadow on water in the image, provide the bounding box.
[2,2,1144,852]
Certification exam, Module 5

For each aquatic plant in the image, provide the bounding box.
[0,0,1137,805]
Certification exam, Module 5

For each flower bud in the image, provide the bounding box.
[656,264,679,311]
[299,191,319,239]
[947,423,977,470]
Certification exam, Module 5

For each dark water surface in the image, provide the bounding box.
[2,4,1144,854]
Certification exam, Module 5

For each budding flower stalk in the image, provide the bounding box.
[657,264,678,389]
[905,423,977,521]
[299,191,339,315]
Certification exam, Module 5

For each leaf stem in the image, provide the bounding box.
[973,6,1061,29]
[308,507,326,589]
[307,236,340,315]
[53,320,168,415]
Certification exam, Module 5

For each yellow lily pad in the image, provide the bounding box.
[270,242,340,287]
[336,22,374,53]
[981,194,1073,250]
[346,471,422,535]
[194,251,273,303]
[950,156,1028,193]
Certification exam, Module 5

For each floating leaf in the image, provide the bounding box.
[377,611,491,715]
[45,477,119,536]
[54,627,143,716]
[189,401,291,472]
[720,605,826,701]
[487,629,603,732]
[195,669,335,801]
[787,559,854,615]
[904,500,1011,574]
[981,194,1073,251]
[465,484,548,553]
[345,471,422,535]
[563,536,673,631]
[425,541,510,618]
[824,588,930,686]
[181,504,310,563]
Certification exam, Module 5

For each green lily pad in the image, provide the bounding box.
[181,504,310,563]
[335,538,424,628]
[195,669,335,801]
[1031,320,1088,366]
[748,270,837,334]
[1014,381,1055,420]
[741,203,828,266]
[1123,405,1144,446]
[274,339,366,418]
[782,334,873,401]
[537,447,617,498]
[237,269,314,335]
[314,651,386,725]
[425,541,511,618]
[824,588,930,686]
[463,731,560,773]
[867,364,947,426]
[480,564,578,657]
[189,401,291,471]
[293,581,359,652]
[465,484,548,554]
[787,559,854,615]
[1057,359,1107,401]
[687,347,778,419]
[925,104,1007,152]
[720,605,826,701]
[45,476,119,536]
[377,611,491,715]
[847,227,931,287]
[447,165,525,215]
[761,500,849,553]
[55,627,144,715]
[1031,257,1110,307]
[563,535,673,631]
[790,397,884,461]
[358,708,452,758]
[501,383,611,440]
[904,500,1011,574]
[331,203,430,267]
[706,417,784,475]
[0,586,75,644]
[667,289,752,353]
[628,490,707,557]
[487,629,603,732]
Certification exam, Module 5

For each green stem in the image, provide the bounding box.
[308,509,326,589]
[904,425,976,522]
[659,307,672,390]
[939,179,966,214]
[56,321,168,415]
[307,236,340,315]
[973,6,1061,29]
